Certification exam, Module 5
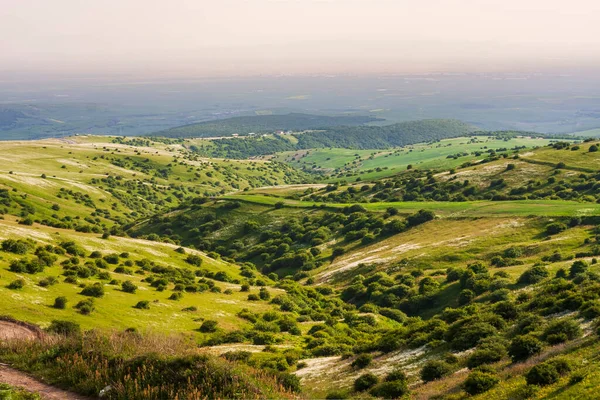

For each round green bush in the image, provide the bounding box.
[354,373,378,392]
[351,354,373,369]
[526,363,560,386]
[420,360,452,382]
[509,335,543,362]
[369,380,409,398]
[53,296,68,309]
[463,370,499,395]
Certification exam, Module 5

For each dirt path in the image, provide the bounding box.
[0,320,91,400]
[0,364,90,400]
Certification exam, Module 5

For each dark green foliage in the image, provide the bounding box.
[509,335,543,362]
[80,283,104,298]
[53,296,68,309]
[526,362,562,386]
[122,280,138,293]
[325,390,349,399]
[546,222,567,235]
[7,279,25,290]
[463,369,500,395]
[1,239,32,254]
[420,360,452,382]
[570,260,589,278]
[369,380,409,399]
[354,373,379,391]
[200,320,218,333]
[46,320,81,336]
[519,265,549,285]
[458,289,475,305]
[351,354,372,369]
[185,254,203,267]
[467,338,508,368]
[134,300,150,310]
[543,318,581,344]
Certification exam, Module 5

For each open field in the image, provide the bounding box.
[274,136,557,180]
[223,193,600,217]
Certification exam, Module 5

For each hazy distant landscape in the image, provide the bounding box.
[3,1,600,399]
[2,73,600,140]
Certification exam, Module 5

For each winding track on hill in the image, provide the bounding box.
[0,320,90,400]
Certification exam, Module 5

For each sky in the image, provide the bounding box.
[1,0,599,76]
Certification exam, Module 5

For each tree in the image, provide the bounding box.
[589,144,598,152]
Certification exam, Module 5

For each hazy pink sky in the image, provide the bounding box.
[2,0,599,76]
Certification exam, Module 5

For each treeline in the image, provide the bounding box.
[189,119,478,158]
[155,113,380,138]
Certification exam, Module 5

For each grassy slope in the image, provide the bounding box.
[274,136,555,180]
[0,216,276,334]
[223,193,600,217]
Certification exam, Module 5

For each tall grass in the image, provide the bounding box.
[0,329,294,399]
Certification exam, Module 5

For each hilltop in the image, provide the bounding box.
[155,112,381,138]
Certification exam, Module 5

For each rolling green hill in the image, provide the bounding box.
[155,112,381,138]
[3,133,600,399]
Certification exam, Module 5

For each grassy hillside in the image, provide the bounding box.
[155,113,381,138]
[3,133,600,399]
[0,136,308,233]
[274,135,555,180]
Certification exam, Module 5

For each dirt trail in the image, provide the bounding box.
[0,320,91,400]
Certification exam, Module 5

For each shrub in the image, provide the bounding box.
[370,380,409,399]
[543,319,581,344]
[46,320,81,336]
[546,222,567,235]
[325,390,349,399]
[420,360,452,382]
[185,254,203,266]
[121,280,138,293]
[80,283,104,298]
[569,260,589,278]
[526,362,560,386]
[509,335,543,362]
[519,265,549,285]
[351,354,372,369]
[467,339,507,368]
[354,373,378,392]
[7,279,24,290]
[1,239,31,254]
[75,298,95,315]
[458,289,475,305]
[200,320,218,333]
[134,300,150,310]
[463,369,499,395]
[53,296,68,309]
